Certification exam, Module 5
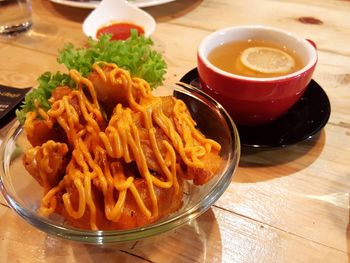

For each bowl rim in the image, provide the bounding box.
[0,83,240,244]
[197,24,318,82]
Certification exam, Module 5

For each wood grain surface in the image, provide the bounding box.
[0,0,349,262]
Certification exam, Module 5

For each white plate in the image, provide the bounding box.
[49,0,175,9]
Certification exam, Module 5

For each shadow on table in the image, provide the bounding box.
[45,2,91,23]
[0,206,221,262]
[145,0,203,22]
[52,208,220,262]
[234,129,326,183]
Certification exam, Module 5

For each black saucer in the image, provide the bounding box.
[180,68,331,148]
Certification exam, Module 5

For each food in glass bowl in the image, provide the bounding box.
[20,61,224,231]
[0,34,240,243]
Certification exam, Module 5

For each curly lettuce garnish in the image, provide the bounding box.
[58,31,166,88]
[16,72,74,125]
[16,31,167,125]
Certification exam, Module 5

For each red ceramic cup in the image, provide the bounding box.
[197,25,318,126]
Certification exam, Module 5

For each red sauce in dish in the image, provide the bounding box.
[96,22,145,41]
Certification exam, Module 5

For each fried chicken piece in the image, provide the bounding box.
[23,140,69,190]
[138,126,172,175]
[51,86,73,101]
[133,96,177,174]
[26,120,66,147]
[55,177,183,230]
[110,178,183,230]
[51,86,107,131]
[186,151,223,185]
[25,86,73,147]
[133,96,222,185]
[88,65,137,115]
[26,86,108,148]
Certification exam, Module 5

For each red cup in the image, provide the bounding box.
[197,25,318,126]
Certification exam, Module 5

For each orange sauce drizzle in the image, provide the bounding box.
[26,62,221,230]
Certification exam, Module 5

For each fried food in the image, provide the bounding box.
[23,140,69,190]
[55,175,183,230]
[22,62,222,230]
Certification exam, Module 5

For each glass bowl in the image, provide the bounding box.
[0,83,240,245]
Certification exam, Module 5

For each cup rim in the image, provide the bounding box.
[198,25,318,82]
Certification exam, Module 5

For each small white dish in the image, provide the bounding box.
[82,0,156,40]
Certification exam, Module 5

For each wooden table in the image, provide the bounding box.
[1,0,350,262]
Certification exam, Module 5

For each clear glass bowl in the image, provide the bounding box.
[0,83,240,245]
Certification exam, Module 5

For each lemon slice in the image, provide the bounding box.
[240,47,295,74]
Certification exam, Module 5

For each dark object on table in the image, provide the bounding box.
[180,68,331,148]
[0,84,30,128]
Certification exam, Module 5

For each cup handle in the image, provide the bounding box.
[306,39,317,49]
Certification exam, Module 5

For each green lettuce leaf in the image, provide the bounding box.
[57,31,167,88]
[16,31,167,125]
[16,72,74,125]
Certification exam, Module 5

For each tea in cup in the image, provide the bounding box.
[197,25,318,126]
